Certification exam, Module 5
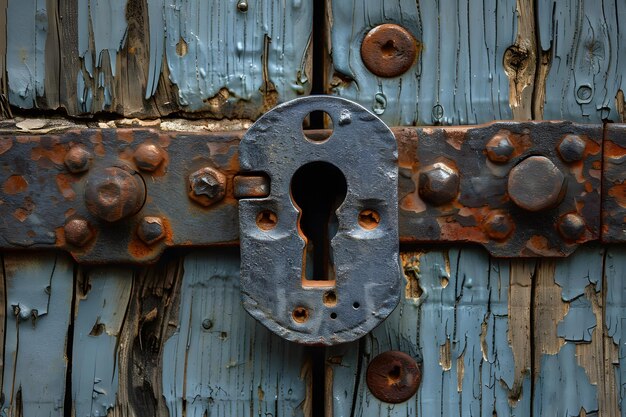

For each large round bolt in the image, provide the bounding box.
[134,143,164,172]
[64,218,94,247]
[84,166,146,222]
[486,132,515,163]
[366,351,421,403]
[418,162,460,206]
[360,24,419,78]
[482,211,514,240]
[64,145,92,173]
[557,213,586,241]
[188,167,226,207]
[137,216,166,245]
[507,156,565,212]
[557,134,586,163]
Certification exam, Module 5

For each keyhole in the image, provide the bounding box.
[291,161,347,285]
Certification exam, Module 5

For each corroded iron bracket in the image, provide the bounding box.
[0,118,622,263]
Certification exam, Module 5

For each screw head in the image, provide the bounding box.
[486,133,515,163]
[418,163,460,206]
[64,218,94,247]
[236,0,248,12]
[508,156,565,212]
[188,167,226,207]
[361,24,419,78]
[134,143,164,172]
[85,166,147,222]
[137,216,166,245]
[64,146,92,173]
[482,211,514,240]
[366,351,421,403]
[557,213,586,241]
[557,134,586,163]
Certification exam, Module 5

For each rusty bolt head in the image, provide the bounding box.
[134,143,164,172]
[508,156,565,212]
[483,211,514,240]
[137,216,166,245]
[84,166,147,222]
[188,167,226,207]
[361,24,418,78]
[557,134,586,163]
[64,146,92,173]
[486,133,515,163]
[557,213,586,241]
[366,351,421,403]
[64,218,94,247]
[418,162,460,206]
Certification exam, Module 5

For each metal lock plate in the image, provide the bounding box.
[238,96,401,345]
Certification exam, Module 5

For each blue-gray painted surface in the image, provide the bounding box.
[329,0,516,126]
[537,0,625,122]
[162,249,307,417]
[557,296,596,342]
[1,253,73,417]
[329,249,531,417]
[71,267,132,417]
[605,248,626,417]
[151,0,311,110]
[6,0,47,108]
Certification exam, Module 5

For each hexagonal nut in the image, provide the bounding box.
[486,133,514,163]
[64,218,94,247]
[134,143,164,172]
[137,216,166,245]
[482,211,514,241]
[418,163,460,206]
[507,156,565,212]
[64,146,92,173]
[188,167,226,207]
[557,134,586,163]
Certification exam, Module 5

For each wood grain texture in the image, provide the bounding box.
[326,0,518,126]
[1,253,74,417]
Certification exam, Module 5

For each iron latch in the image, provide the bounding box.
[237,96,402,345]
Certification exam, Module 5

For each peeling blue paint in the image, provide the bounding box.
[6,0,47,108]
[329,0,516,126]
[557,296,596,342]
[147,0,311,110]
[534,343,599,416]
[162,249,307,417]
[537,0,625,122]
[72,268,132,417]
[605,249,626,416]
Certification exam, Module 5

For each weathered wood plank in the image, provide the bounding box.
[71,267,132,417]
[326,0,518,126]
[161,249,309,417]
[1,252,74,417]
[535,0,626,122]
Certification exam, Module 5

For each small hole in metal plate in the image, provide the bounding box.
[330,312,337,319]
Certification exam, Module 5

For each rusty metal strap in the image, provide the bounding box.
[0,122,622,263]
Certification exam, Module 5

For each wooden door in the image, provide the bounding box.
[0,1,624,416]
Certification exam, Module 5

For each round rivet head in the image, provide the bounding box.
[64,146,92,173]
[508,156,565,212]
[418,162,460,206]
[483,211,514,240]
[366,351,421,403]
[361,24,418,78]
[137,216,166,245]
[486,133,515,163]
[64,218,94,247]
[557,134,586,163]
[134,143,164,172]
[557,213,586,241]
[85,166,146,222]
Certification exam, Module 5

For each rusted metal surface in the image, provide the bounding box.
[360,24,419,78]
[366,350,421,404]
[0,119,621,263]
[238,96,401,345]
[602,125,626,242]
